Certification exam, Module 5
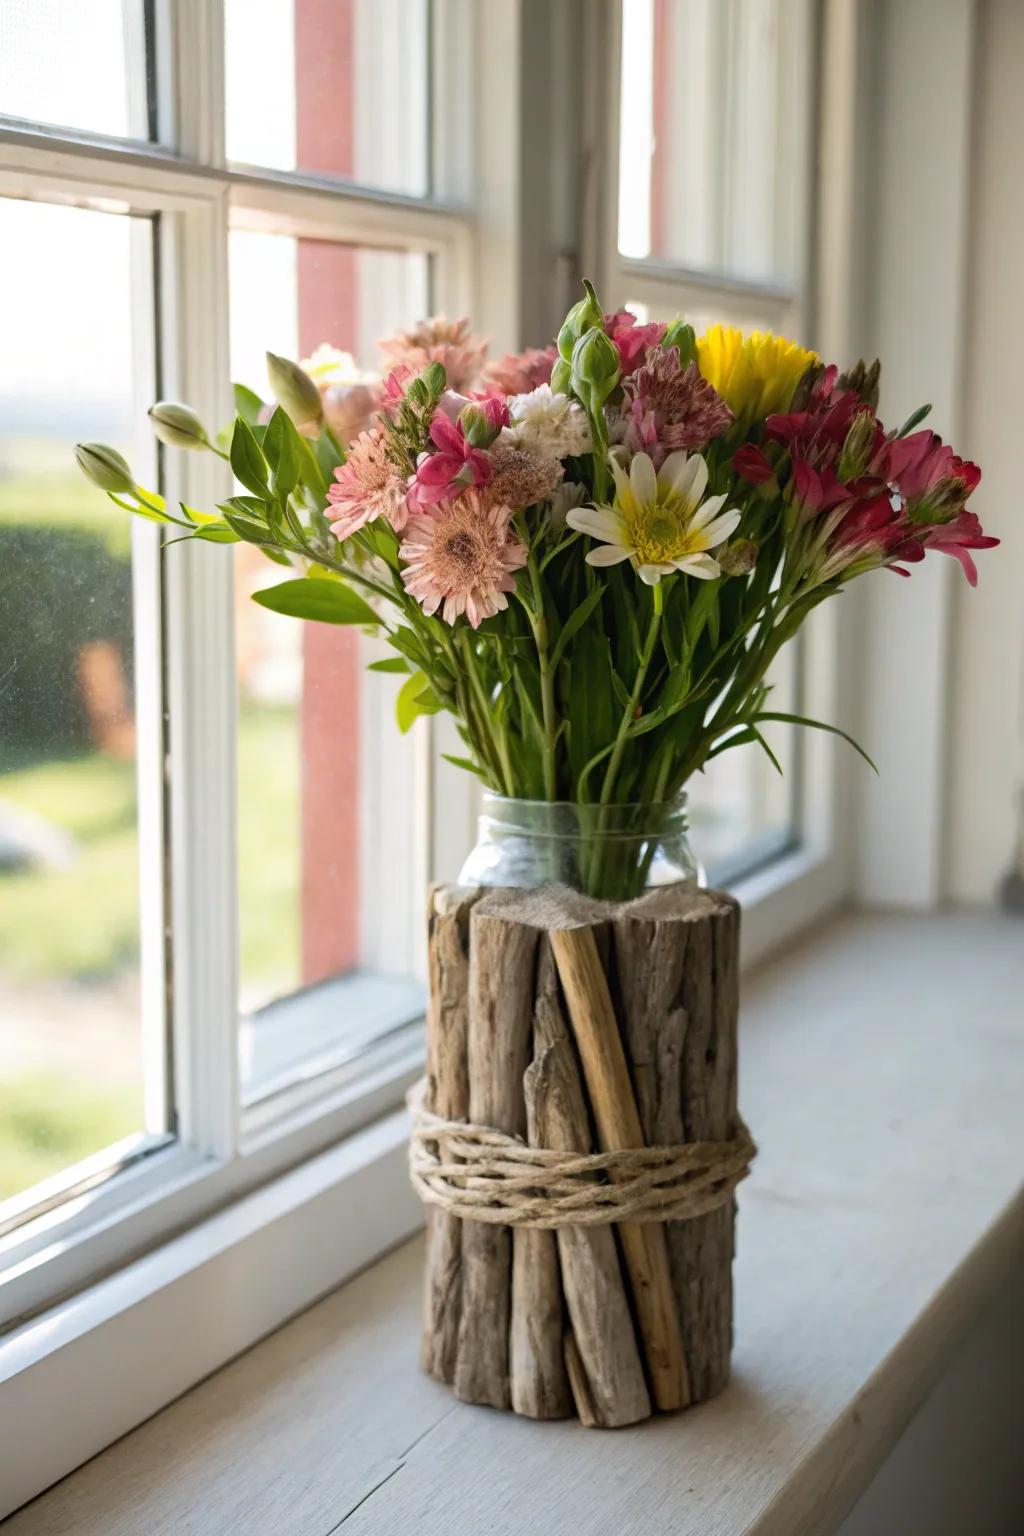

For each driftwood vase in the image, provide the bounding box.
[411,879,752,1428]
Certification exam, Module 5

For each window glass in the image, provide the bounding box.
[225,0,431,198]
[0,199,158,1208]
[0,0,151,140]
[618,0,808,284]
[228,228,429,1106]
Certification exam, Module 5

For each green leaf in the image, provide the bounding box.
[894,402,932,439]
[192,524,240,544]
[108,492,178,526]
[441,752,488,781]
[314,430,345,485]
[219,495,271,522]
[367,656,410,674]
[234,383,265,424]
[550,585,605,670]
[750,726,784,776]
[251,577,379,627]
[396,671,436,733]
[230,416,270,496]
[748,711,878,772]
[264,406,303,499]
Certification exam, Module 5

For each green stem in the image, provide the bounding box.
[598,580,664,808]
[460,628,514,797]
[527,554,559,800]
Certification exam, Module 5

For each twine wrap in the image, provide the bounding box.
[407,1079,756,1230]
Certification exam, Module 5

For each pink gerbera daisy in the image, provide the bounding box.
[327,428,408,539]
[399,490,527,627]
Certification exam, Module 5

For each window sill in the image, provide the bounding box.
[3,908,1022,1530]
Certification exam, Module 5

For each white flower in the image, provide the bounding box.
[300,343,374,388]
[566,450,741,586]
[503,384,591,458]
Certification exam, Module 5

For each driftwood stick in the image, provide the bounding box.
[421,886,479,1382]
[613,890,740,1402]
[453,908,539,1409]
[550,923,691,1412]
[527,941,651,1427]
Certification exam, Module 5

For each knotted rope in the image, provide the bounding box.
[407,1079,756,1230]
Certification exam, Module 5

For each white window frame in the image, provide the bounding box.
[0,0,478,1333]
[0,0,871,1514]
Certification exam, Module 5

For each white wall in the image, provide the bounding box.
[945,0,1024,903]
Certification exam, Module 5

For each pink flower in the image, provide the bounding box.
[733,444,775,485]
[605,310,667,374]
[408,409,494,510]
[917,509,999,587]
[327,428,408,539]
[377,366,417,415]
[321,382,377,444]
[379,316,487,392]
[482,345,557,395]
[399,490,528,627]
[620,350,733,463]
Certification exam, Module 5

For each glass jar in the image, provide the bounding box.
[458,793,702,902]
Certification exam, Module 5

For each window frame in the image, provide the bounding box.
[0,0,478,1331]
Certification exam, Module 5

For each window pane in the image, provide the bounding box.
[0,200,160,1209]
[225,0,430,197]
[0,0,151,141]
[618,0,810,283]
[229,228,429,1106]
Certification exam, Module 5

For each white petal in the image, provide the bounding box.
[684,454,709,506]
[608,453,632,502]
[629,452,658,507]
[688,492,727,532]
[637,562,671,585]
[700,507,742,548]
[674,553,721,580]
[566,507,629,544]
[658,451,698,500]
[586,544,633,566]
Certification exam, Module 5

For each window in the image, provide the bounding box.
[0,0,473,1326]
[610,0,822,897]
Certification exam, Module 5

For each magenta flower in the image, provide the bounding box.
[408,409,494,510]
[604,310,667,375]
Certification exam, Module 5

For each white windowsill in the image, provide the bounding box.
[1,908,1022,1532]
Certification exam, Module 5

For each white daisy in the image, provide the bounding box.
[503,384,592,458]
[566,450,741,586]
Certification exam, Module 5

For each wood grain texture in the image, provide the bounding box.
[527,940,651,1427]
[421,886,480,1383]
[549,922,690,1412]
[453,907,539,1409]
[11,913,1024,1536]
[613,889,740,1401]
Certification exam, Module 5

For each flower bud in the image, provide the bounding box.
[75,442,136,495]
[837,408,878,481]
[148,400,209,450]
[458,398,507,448]
[662,320,697,367]
[549,357,572,395]
[557,279,604,361]
[266,351,323,426]
[718,538,758,576]
[570,326,621,410]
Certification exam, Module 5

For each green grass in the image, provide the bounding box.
[0,454,133,556]
[0,1073,143,1202]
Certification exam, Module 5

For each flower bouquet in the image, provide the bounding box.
[78,283,995,1425]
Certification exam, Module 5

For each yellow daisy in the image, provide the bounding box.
[697,324,817,422]
[567,451,741,586]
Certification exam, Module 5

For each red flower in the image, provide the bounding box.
[733,444,775,485]
[408,409,494,509]
[918,509,999,587]
[620,350,733,463]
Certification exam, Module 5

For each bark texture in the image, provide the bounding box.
[419,883,742,1423]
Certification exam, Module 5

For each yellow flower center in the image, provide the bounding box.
[627,502,705,567]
